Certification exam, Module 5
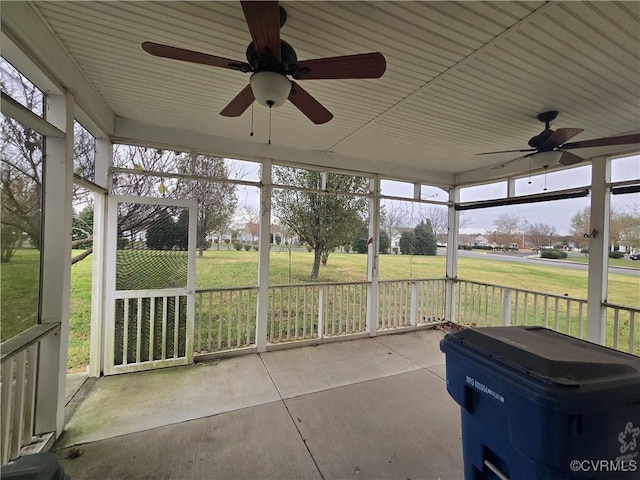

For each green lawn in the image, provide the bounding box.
[11,248,638,370]
[1,249,40,342]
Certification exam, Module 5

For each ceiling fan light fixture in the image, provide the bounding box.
[250,71,291,108]
[531,150,563,168]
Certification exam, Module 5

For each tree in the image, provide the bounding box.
[1,62,43,257]
[491,214,521,249]
[272,168,368,279]
[379,230,391,254]
[524,222,557,250]
[419,206,448,244]
[351,226,389,254]
[380,202,410,250]
[414,221,437,255]
[399,231,416,255]
[146,210,175,250]
[178,155,237,256]
[571,205,640,251]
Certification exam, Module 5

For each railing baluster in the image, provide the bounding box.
[136,297,142,364]
[246,289,252,345]
[10,351,26,460]
[629,311,636,355]
[554,298,560,331]
[566,299,571,335]
[577,301,584,339]
[207,291,213,351]
[161,297,168,360]
[22,345,37,445]
[237,290,243,347]
[218,291,223,350]
[613,308,620,350]
[286,287,291,340]
[174,295,180,358]
[123,298,130,365]
[150,296,156,359]
[1,358,15,464]
[543,296,549,328]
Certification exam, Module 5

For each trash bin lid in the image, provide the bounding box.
[443,326,640,389]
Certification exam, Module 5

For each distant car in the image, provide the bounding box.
[630,253,640,261]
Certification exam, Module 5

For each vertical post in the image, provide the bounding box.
[88,138,111,377]
[445,187,460,322]
[317,286,325,339]
[409,282,418,326]
[501,288,512,326]
[255,159,272,352]
[36,92,74,437]
[586,157,610,345]
[366,175,380,336]
[506,177,516,197]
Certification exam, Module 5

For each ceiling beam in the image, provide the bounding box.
[113,118,456,186]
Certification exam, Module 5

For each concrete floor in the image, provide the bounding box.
[53,330,464,480]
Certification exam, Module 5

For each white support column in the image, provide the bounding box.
[366,175,380,336]
[445,188,460,322]
[506,177,516,197]
[586,157,610,345]
[36,92,74,437]
[255,159,272,352]
[88,138,111,377]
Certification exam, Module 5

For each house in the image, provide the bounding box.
[1,1,638,476]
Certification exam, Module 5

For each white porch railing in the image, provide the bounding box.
[194,279,448,355]
[604,302,639,355]
[378,279,446,330]
[454,279,639,356]
[1,323,59,464]
[195,287,258,353]
[194,279,637,357]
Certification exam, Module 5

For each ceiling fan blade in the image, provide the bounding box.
[142,42,249,71]
[241,1,281,61]
[220,84,255,117]
[558,151,585,166]
[296,53,386,80]
[541,128,584,149]
[288,82,333,124]
[477,148,537,156]
[489,153,534,170]
[561,133,640,150]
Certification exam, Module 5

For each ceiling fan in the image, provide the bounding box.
[479,111,640,169]
[142,1,386,125]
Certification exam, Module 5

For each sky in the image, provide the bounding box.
[227,154,639,236]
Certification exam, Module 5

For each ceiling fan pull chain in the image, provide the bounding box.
[250,104,254,137]
[268,101,273,145]
[543,166,548,191]
[528,156,532,184]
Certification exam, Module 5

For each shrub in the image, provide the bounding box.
[392,247,398,254]
[244,244,252,251]
[233,242,242,251]
[253,246,259,251]
[353,237,368,254]
[224,239,231,244]
[343,245,351,253]
[580,248,589,254]
[540,249,567,259]
[609,251,624,259]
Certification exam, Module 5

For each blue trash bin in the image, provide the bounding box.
[440,326,640,479]
[1,453,69,480]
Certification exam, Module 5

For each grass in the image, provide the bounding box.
[1,249,40,342]
[6,247,635,370]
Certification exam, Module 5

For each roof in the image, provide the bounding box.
[3,1,638,188]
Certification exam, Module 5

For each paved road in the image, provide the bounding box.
[451,249,640,277]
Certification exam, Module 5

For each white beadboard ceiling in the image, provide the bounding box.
[3,1,639,187]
